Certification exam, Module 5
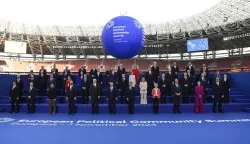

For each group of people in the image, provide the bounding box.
[8,61,230,114]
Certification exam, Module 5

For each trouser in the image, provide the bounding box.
[10,99,19,113]
[223,91,229,103]
[68,100,75,114]
[140,93,147,104]
[194,96,203,113]
[27,98,35,113]
[128,100,134,114]
[108,99,116,114]
[92,102,99,114]
[120,88,126,104]
[153,98,159,113]
[82,89,88,104]
[213,99,223,112]
[203,89,208,103]
[173,96,181,113]
[40,80,46,96]
[48,99,56,113]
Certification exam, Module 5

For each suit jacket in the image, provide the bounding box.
[28,79,36,88]
[78,68,87,76]
[200,67,209,78]
[186,66,195,76]
[47,78,56,88]
[166,73,174,84]
[145,72,154,85]
[200,77,208,89]
[151,66,160,77]
[48,88,57,99]
[152,88,161,98]
[15,79,23,91]
[106,87,118,101]
[67,86,76,100]
[51,68,58,77]
[39,69,47,78]
[95,72,103,84]
[9,86,20,100]
[89,84,100,103]
[90,69,97,77]
[222,79,230,92]
[171,66,179,75]
[158,78,168,94]
[27,87,36,99]
[214,75,222,83]
[81,78,90,90]
[126,87,136,101]
[172,84,182,96]
[117,67,126,78]
[108,72,117,83]
[212,83,223,99]
[63,70,71,78]
[118,77,128,90]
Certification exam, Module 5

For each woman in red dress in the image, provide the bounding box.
[65,76,72,93]
[132,64,139,85]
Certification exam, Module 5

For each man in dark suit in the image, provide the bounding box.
[51,64,58,78]
[108,68,117,87]
[200,64,209,79]
[151,61,160,83]
[9,81,20,113]
[214,70,222,84]
[186,62,195,76]
[212,78,224,113]
[118,74,128,104]
[89,79,101,114]
[95,68,103,85]
[78,65,87,76]
[222,74,230,103]
[145,68,154,96]
[158,74,168,104]
[15,74,23,98]
[27,82,36,113]
[171,62,179,79]
[28,74,36,88]
[66,81,76,115]
[106,82,118,114]
[172,79,182,114]
[187,69,194,95]
[126,82,136,114]
[117,64,126,82]
[81,74,90,104]
[166,69,174,96]
[39,66,47,96]
[48,83,57,114]
[90,66,97,79]
[63,66,71,81]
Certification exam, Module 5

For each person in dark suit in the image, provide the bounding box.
[51,64,58,78]
[108,68,117,87]
[26,82,36,113]
[28,70,34,80]
[171,62,179,79]
[200,64,209,79]
[187,70,194,96]
[182,75,190,104]
[186,62,195,76]
[117,64,126,83]
[47,73,56,88]
[214,70,222,84]
[200,73,209,103]
[48,83,57,114]
[166,69,174,96]
[145,68,154,96]
[126,82,136,114]
[9,81,20,113]
[78,65,87,76]
[172,79,182,114]
[90,66,97,79]
[81,74,90,104]
[151,61,160,83]
[222,74,230,103]
[39,66,47,96]
[106,82,118,114]
[28,74,36,88]
[63,66,71,81]
[89,79,101,114]
[212,78,224,113]
[158,74,168,104]
[95,68,103,85]
[118,74,128,104]
[15,74,23,97]
[66,81,76,115]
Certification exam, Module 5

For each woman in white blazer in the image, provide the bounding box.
[129,71,136,87]
[139,77,147,104]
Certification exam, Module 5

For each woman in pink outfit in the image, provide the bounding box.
[195,81,204,113]
[152,83,161,114]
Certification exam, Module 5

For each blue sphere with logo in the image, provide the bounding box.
[102,16,145,59]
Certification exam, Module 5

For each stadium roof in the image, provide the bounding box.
[0,0,250,58]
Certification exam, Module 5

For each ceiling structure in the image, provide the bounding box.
[0,0,249,59]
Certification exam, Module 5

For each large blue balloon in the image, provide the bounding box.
[102,16,145,59]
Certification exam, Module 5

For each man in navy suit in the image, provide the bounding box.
[108,68,117,87]
[27,82,36,113]
[66,81,76,115]
[212,78,224,113]
[126,82,136,114]
[172,79,182,114]
[106,82,118,114]
[95,68,103,85]
[81,74,90,104]
[9,81,20,113]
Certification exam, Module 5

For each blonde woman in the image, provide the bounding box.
[129,71,136,87]
[139,77,147,104]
